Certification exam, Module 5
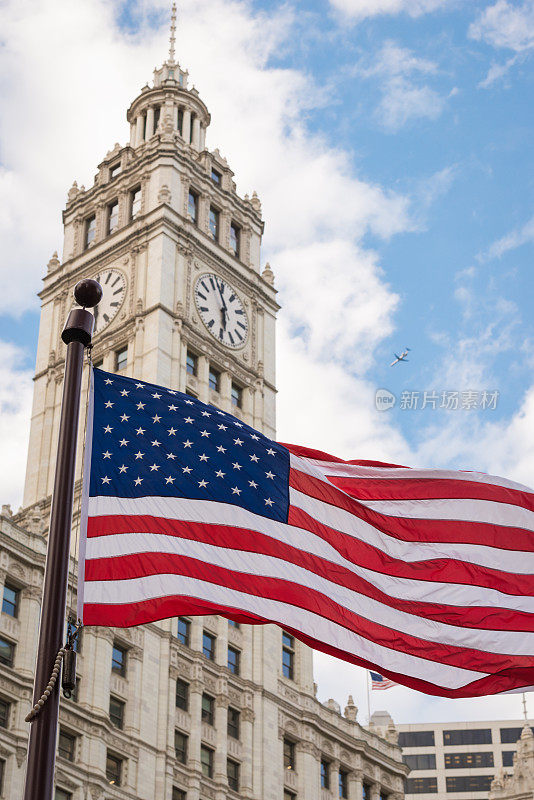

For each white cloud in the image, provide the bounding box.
[483,214,534,260]
[469,0,534,52]
[355,41,448,130]
[478,54,519,88]
[0,342,33,510]
[329,0,448,22]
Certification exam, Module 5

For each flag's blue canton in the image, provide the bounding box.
[90,368,290,523]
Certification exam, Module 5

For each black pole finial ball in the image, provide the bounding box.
[74,279,103,309]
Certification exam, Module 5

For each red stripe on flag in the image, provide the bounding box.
[86,514,534,628]
[289,468,534,551]
[81,593,534,699]
[84,551,534,675]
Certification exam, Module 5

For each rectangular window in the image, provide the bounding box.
[107,200,119,234]
[58,729,75,761]
[398,731,435,747]
[209,207,220,241]
[55,789,71,800]
[153,106,161,133]
[231,383,243,409]
[0,699,9,728]
[2,584,19,617]
[444,752,494,769]
[320,759,330,790]
[130,186,141,219]
[406,777,438,794]
[446,775,493,793]
[339,770,349,799]
[109,162,121,179]
[208,367,220,393]
[502,751,515,767]
[380,793,388,800]
[228,619,240,629]
[228,707,240,739]
[211,168,221,185]
[227,758,240,791]
[202,694,214,725]
[443,728,492,746]
[203,631,216,660]
[109,696,125,729]
[176,679,189,711]
[85,215,96,248]
[283,738,295,770]
[500,727,534,743]
[177,108,184,135]
[114,346,127,372]
[363,783,371,800]
[186,351,198,377]
[228,646,240,675]
[188,190,198,224]
[403,754,437,771]
[72,678,80,703]
[175,731,188,763]
[177,616,191,646]
[282,632,295,680]
[106,752,122,786]
[284,792,296,800]
[111,643,126,676]
[201,745,214,778]
[230,222,240,257]
[173,789,186,800]
[0,637,14,667]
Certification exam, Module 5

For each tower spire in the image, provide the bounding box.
[523,692,529,724]
[169,2,177,64]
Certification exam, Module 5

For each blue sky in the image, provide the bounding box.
[0,0,533,723]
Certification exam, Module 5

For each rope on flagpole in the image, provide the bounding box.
[25,624,82,722]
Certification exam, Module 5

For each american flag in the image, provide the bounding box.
[370,671,398,690]
[78,368,534,698]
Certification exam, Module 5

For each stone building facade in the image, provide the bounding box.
[489,723,534,800]
[0,13,407,800]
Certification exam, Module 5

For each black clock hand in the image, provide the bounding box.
[216,279,228,329]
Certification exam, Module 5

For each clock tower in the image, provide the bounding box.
[0,10,407,800]
[22,8,278,515]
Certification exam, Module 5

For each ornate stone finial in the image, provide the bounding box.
[344,695,358,721]
[386,720,399,744]
[67,181,79,201]
[169,2,177,64]
[262,262,274,285]
[251,190,262,213]
[325,698,341,714]
[1,504,12,518]
[47,251,60,273]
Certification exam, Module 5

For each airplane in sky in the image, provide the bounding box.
[390,348,410,366]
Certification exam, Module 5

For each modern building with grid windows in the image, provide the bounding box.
[0,8,408,800]
[370,712,532,800]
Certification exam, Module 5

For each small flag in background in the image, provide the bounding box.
[78,367,534,699]
[371,672,398,690]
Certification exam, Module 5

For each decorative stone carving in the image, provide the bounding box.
[250,191,262,214]
[68,181,79,201]
[16,746,27,767]
[261,262,274,284]
[47,251,60,273]
[158,184,172,204]
[344,695,358,721]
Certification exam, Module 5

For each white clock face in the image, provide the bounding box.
[194,273,248,348]
[92,268,126,334]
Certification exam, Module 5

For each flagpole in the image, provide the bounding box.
[367,670,371,725]
[23,279,101,800]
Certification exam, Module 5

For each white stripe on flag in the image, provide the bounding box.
[82,573,487,689]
